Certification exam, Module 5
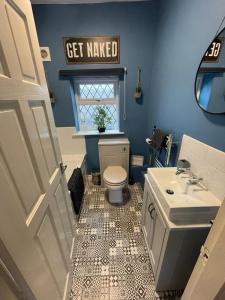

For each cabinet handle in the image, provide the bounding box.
[148,203,154,213]
[150,208,156,219]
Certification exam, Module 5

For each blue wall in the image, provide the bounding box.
[148,0,225,153]
[33,0,225,174]
[33,2,157,172]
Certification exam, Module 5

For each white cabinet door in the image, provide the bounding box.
[149,207,166,276]
[142,181,166,276]
[142,183,155,252]
[0,0,74,299]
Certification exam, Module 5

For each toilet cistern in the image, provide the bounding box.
[98,138,130,204]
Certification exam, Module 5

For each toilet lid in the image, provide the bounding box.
[103,166,127,185]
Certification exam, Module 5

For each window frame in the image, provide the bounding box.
[74,77,120,132]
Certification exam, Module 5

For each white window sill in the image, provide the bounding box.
[72,130,124,137]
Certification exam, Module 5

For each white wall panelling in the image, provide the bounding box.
[179,135,225,202]
[57,127,86,155]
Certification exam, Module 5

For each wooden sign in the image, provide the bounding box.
[203,37,224,62]
[64,36,120,64]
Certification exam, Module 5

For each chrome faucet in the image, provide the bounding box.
[176,169,189,175]
[176,159,191,175]
[187,176,203,185]
[184,175,205,194]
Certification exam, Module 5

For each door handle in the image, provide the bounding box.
[149,208,156,219]
[148,203,154,214]
[60,162,67,174]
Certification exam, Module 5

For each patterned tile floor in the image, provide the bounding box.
[70,183,179,300]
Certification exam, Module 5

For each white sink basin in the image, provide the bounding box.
[147,167,221,224]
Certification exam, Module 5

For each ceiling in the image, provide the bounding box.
[31,0,149,4]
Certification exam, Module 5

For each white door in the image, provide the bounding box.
[0,0,75,299]
[182,200,225,300]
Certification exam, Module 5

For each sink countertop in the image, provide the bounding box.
[147,167,221,225]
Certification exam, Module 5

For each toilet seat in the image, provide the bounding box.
[104,178,127,186]
[103,166,127,185]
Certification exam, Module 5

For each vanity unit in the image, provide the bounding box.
[142,167,221,292]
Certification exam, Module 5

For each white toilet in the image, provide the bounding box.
[98,138,130,204]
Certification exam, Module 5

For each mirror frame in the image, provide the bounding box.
[195,27,225,115]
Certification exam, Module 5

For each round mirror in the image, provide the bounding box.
[195,28,225,114]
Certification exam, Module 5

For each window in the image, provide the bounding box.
[74,78,119,132]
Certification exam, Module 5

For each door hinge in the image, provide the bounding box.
[200,245,209,265]
[210,219,215,226]
[60,162,67,174]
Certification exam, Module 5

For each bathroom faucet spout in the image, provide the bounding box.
[188,177,203,185]
[176,159,191,175]
[176,169,190,175]
[176,169,184,175]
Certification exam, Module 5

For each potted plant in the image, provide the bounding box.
[94,106,112,133]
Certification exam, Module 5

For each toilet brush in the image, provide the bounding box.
[134,66,142,99]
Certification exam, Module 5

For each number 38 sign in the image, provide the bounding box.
[203,37,224,62]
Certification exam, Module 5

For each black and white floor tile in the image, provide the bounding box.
[70,183,182,300]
